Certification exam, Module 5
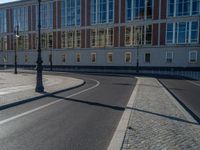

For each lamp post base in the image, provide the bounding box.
[35,60,44,93]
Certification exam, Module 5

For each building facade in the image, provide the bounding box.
[0,0,200,71]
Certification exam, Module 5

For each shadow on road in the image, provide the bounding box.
[49,94,125,111]
[127,107,200,126]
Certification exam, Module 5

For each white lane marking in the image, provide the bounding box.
[108,78,139,150]
[187,80,200,87]
[0,79,100,125]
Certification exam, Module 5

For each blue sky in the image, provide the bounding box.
[0,0,20,4]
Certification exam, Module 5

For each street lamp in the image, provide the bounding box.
[14,25,20,74]
[35,0,44,92]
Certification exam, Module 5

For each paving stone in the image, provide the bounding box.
[122,77,200,150]
[0,72,84,107]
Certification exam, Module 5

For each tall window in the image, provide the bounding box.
[41,33,47,49]
[36,2,53,29]
[126,0,153,21]
[0,36,7,51]
[191,21,198,43]
[91,0,114,24]
[0,37,3,51]
[24,35,29,50]
[125,25,152,46]
[98,29,106,47]
[61,0,81,27]
[166,21,199,44]
[178,22,187,43]
[0,10,6,33]
[192,0,200,15]
[176,0,190,16]
[166,23,174,44]
[90,28,114,47]
[107,28,114,46]
[61,30,81,48]
[13,7,28,31]
[146,25,152,44]
[168,0,175,17]
[168,0,200,17]
[48,33,53,48]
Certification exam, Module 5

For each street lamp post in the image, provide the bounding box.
[35,0,44,92]
[136,32,140,73]
[136,45,139,73]
[15,25,19,74]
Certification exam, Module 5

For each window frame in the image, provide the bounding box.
[125,52,132,63]
[189,50,198,63]
[107,52,113,63]
[165,51,174,63]
[144,52,151,63]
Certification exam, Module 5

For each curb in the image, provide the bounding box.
[157,79,200,124]
[0,81,86,111]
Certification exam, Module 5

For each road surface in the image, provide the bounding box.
[159,77,200,122]
[0,72,136,150]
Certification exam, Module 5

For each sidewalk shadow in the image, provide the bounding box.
[0,82,85,111]
[49,94,125,111]
[127,107,200,126]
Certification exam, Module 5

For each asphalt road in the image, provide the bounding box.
[159,77,200,122]
[0,72,136,150]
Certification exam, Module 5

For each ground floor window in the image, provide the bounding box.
[145,53,151,63]
[76,53,81,63]
[166,51,173,63]
[125,52,132,63]
[25,54,28,63]
[62,54,66,63]
[107,52,113,63]
[189,51,198,63]
[91,53,96,63]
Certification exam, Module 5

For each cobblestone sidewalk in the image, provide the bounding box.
[122,77,200,150]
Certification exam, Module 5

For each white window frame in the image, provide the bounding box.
[125,52,132,63]
[76,53,81,63]
[91,52,97,63]
[107,52,113,63]
[189,51,198,63]
[144,52,151,63]
[165,51,174,63]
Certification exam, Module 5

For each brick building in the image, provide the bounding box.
[0,0,199,71]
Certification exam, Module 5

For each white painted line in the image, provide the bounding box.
[0,79,100,126]
[187,80,200,87]
[107,78,139,150]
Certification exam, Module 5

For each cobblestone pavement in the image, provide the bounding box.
[122,77,200,150]
[0,72,84,107]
